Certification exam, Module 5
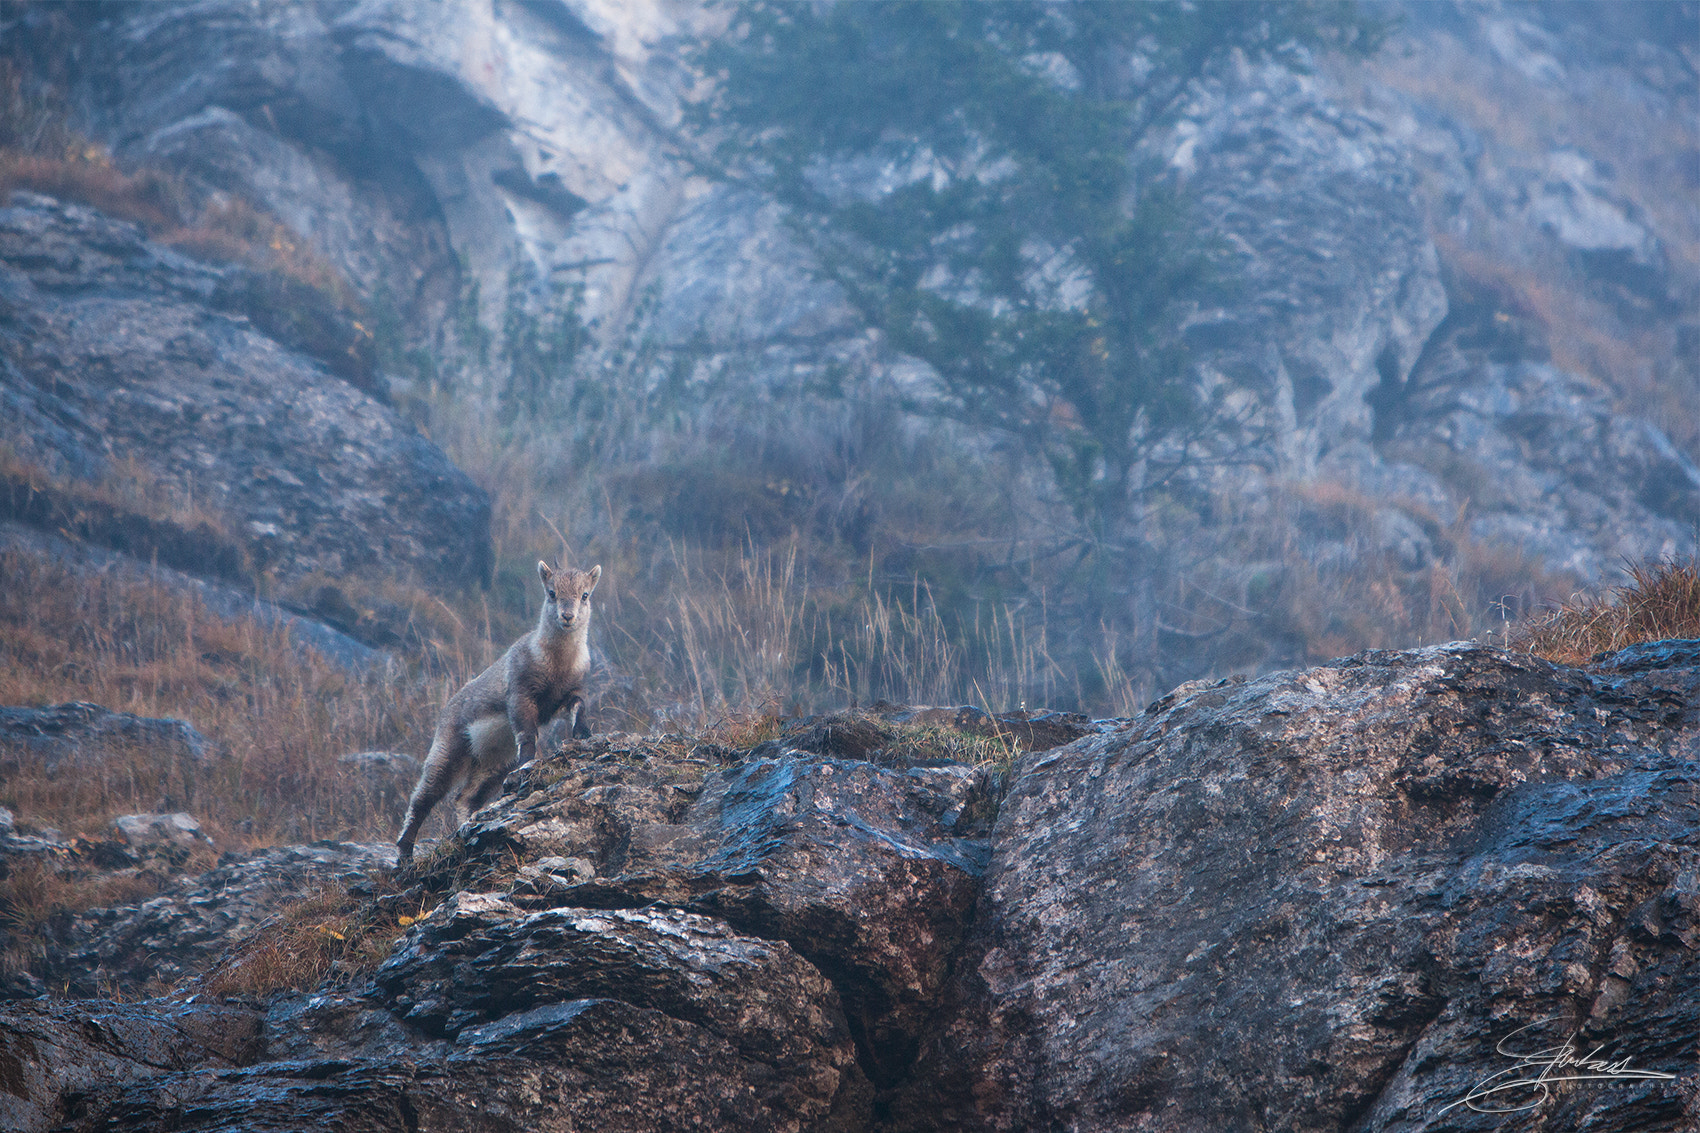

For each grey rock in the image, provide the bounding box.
[0,830,69,862]
[1155,53,1449,477]
[28,890,870,1132]
[371,893,861,1125]
[1378,360,1699,587]
[450,729,1000,1088]
[0,702,214,811]
[1594,638,1700,674]
[113,811,213,854]
[0,998,264,1133]
[337,751,421,776]
[898,642,1700,1131]
[55,998,845,1133]
[0,194,492,598]
[6,0,1689,685]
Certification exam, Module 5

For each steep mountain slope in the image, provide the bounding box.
[1,0,1694,698]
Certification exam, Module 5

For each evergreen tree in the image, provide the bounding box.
[694,1,1382,546]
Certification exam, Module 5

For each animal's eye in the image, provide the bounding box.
[581,593,590,603]
[547,590,556,602]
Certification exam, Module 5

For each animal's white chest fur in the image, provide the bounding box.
[464,714,517,771]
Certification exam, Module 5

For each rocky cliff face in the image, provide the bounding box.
[1,0,1686,697]
[3,646,1695,1131]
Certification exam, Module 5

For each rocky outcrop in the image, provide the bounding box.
[1142,12,1698,600]
[0,192,492,598]
[42,841,398,999]
[437,725,1006,1089]
[1325,0,1700,588]
[0,998,264,1133]
[0,701,215,813]
[1155,50,1448,481]
[370,895,862,1129]
[898,642,1700,1131]
[8,654,1697,1130]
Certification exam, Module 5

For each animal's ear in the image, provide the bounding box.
[538,561,553,587]
[587,565,601,591]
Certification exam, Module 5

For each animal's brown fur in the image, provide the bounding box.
[395,561,599,864]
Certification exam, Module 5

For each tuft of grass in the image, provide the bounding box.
[196,877,436,999]
[876,720,1022,775]
[1510,555,1700,665]
[696,706,786,752]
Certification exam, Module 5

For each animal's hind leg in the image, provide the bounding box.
[396,731,464,865]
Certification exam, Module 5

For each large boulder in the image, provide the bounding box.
[443,721,1010,1089]
[0,701,214,811]
[370,894,861,1128]
[899,642,1700,1131]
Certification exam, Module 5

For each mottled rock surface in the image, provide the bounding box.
[445,723,1006,1089]
[899,642,1700,1131]
[0,999,264,1133]
[371,894,861,1126]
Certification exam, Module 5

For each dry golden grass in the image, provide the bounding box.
[1511,556,1700,665]
[0,547,437,847]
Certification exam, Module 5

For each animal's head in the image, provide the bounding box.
[538,561,600,631]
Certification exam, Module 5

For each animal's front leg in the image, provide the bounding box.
[508,697,541,765]
[566,694,591,739]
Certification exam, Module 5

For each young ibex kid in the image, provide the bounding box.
[395,561,599,865]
